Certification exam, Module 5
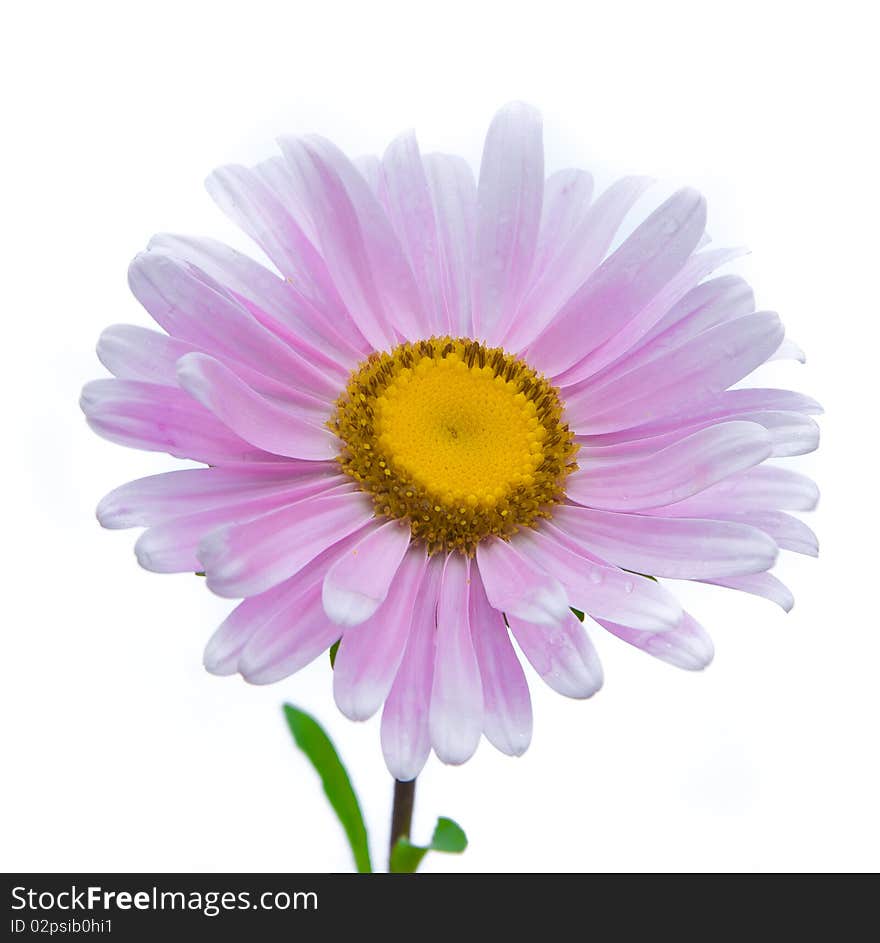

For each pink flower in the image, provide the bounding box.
[83,103,820,780]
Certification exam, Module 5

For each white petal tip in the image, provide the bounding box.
[202,655,239,676]
[565,676,605,700]
[133,540,157,572]
[335,700,378,723]
[203,579,244,600]
[95,499,127,530]
[333,677,384,723]
[435,748,479,767]
[322,582,382,628]
[647,635,715,671]
[382,756,428,783]
[487,732,532,757]
[430,729,481,767]
[239,664,286,685]
[497,100,541,120]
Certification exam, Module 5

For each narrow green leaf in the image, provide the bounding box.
[328,639,341,668]
[571,607,585,621]
[390,817,468,873]
[283,704,372,873]
[194,571,206,577]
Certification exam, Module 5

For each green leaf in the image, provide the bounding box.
[328,639,341,668]
[428,817,467,853]
[390,817,468,873]
[571,607,585,621]
[194,571,206,577]
[283,704,372,873]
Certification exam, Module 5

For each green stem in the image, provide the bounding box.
[389,778,416,869]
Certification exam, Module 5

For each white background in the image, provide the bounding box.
[3,0,878,873]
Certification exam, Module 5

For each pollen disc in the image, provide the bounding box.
[330,337,578,554]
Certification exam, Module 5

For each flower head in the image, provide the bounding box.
[83,103,820,780]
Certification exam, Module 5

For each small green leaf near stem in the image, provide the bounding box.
[390,817,468,873]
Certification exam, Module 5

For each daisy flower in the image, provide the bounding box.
[83,103,820,781]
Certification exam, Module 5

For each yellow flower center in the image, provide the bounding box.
[330,337,578,554]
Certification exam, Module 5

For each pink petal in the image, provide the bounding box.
[148,232,364,372]
[651,465,819,515]
[702,573,794,612]
[592,411,819,461]
[353,154,382,196]
[134,480,353,574]
[198,491,374,598]
[506,175,651,352]
[516,526,682,630]
[564,312,785,434]
[205,164,361,344]
[598,412,819,461]
[128,251,339,401]
[556,246,745,386]
[526,188,706,377]
[176,353,336,461]
[81,378,274,465]
[771,338,806,362]
[566,421,773,510]
[381,558,443,781]
[598,611,714,670]
[278,135,424,347]
[507,611,603,698]
[576,395,823,470]
[577,273,756,390]
[98,323,332,423]
[97,324,196,386]
[553,505,778,579]
[203,577,302,676]
[423,153,477,336]
[322,518,412,626]
[469,568,532,756]
[205,534,359,680]
[630,273,755,351]
[738,412,820,457]
[332,549,429,721]
[471,102,544,344]
[250,156,322,244]
[475,537,570,625]
[578,388,823,447]
[239,582,340,685]
[532,169,595,273]
[380,132,446,333]
[97,464,340,529]
[429,555,483,765]
[701,510,818,557]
